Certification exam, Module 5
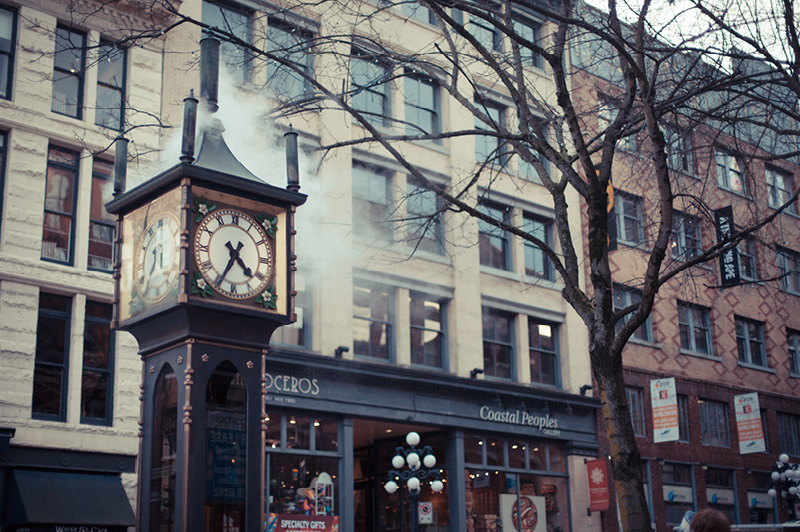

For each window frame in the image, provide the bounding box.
[202,0,253,83]
[482,306,515,380]
[777,247,800,295]
[626,386,646,437]
[512,17,543,69]
[52,25,86,119]
[42,145,80,265]
[32,293,72,421]
[352,281,393,361]
[401,2,437,25]
[665,127,693,174]
[677,394,690,443]
[404,73,440,139]
[613,285,653,342]
[474,99,507,164]
[477,201,511,271]
[528,318,559,386]
[80,300,114,425]
[677,301,713,356]
[715,148,748,196]
[789,329,800,376]
[409,291,446,369]
[406,177,445,255]
[766,166,796,214]
[522,214,553,281]
[699,399,731,448]
[88,158,115,272]
[777,412,800,456]
[614,192,645,246]
[671,212,703,261]
[737,238,758,282]
[350,48,392,126]
[468,13,502,52]
[266,18,314,99]
[352,161,392,242]
[735,316,768,368]
[0,5,16,100]
[94,40,127,130]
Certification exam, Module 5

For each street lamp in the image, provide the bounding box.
[767,453,800,521]
[384,431,444,532]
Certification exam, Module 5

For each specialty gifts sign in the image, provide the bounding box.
[266,514,339,532]
[734,392,766,454]
[499,494,547,532]
[650,378,679,443]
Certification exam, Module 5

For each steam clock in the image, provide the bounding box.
[106,45,306,531]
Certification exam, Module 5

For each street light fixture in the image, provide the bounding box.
[767,453,800,521]
[384,431,444,532]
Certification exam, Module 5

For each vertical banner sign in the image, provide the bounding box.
[586,458,610,512]
[651,378,679,443]
[715,206,740,287]
[734,392,766,454]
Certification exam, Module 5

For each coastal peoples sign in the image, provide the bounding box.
[479,406,562,437]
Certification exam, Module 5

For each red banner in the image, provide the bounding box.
[586,459,610,512]
[267,514,339,532]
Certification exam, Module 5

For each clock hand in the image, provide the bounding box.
[225,241,252,277]
[216,241,244,286]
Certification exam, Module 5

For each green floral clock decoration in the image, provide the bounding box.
[192,197,216,222]
[255,285,277,309]
[191,270,214,297]
[256,214,278,239]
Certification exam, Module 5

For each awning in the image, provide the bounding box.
[5,469,136,529]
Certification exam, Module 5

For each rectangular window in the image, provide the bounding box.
[777,412,800,456]
[677,394,690,443]
[715,149,747,195]
[678,301,713,355]
[88,159,114,272]
[671,212,702,260]
[662,462,695,526]
[81,301,113,424]
[0,132,6,231]
[401,2,436,25]
[523,214,552,280]
[598,99,637,151]
[699,399,730,447]
[477,201,511,271]
[469,14,501,52]
[513,18,542,68]
[615,193,644,245]
[738,238,758,282]
[789,329,800,375]
[613,285,652,342]
[529,319,557,386]
[404,74,439,138]
[406,179,444,254]
[203,1,252,82]
[267,19,313,99]
[33,293,71,420]
[42,145,80,264]
[766,166,796,214]
[517,125,549,182]
[474,100,506,163]
[353,282,392,360]
[0,6,16,99]
[95,41,126,130]
[409,292,445,368]
[777,247,800,295]
[52,25,85,118]
[482,307,514,379]
[352,162,391,241]
[735,316,768,368]
[666,128,693,173]
[351,49,391,126]
[626,386,646,437]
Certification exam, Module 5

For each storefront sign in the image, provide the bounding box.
[707,488,735,505]
[663,485,693,502]
[586,458,610,511]
[748,491,772,509]
[479,406,561,436]
[715,206,740,287]
[500,494,546,532]
[266,514,339,532]
[734,392,766,454]
[650,378,679,443]
[264,373,320,396]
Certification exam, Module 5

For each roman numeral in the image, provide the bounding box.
[255,271,265,281]
[200,261,212,272]
[260,257,270,264]
[229,283,238,294]
[203,227,213,236]
[197,244,209,254]
[231,214,239,225]
[217,216,225,228]
[255,239,265,246]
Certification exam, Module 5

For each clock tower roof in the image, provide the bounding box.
[193,117,262,184]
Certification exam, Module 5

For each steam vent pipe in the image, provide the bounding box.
[180,89,198,163]
[285,127,300,192]
[112,136,128,197]
[200,35,220,113]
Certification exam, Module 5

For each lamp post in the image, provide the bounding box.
[767,453,800,521]
[384,431,444,532]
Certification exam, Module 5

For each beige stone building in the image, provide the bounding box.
[0,1,602,531]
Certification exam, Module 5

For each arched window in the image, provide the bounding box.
[151,365,177,532]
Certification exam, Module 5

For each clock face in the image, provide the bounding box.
[135,215,181,302]
[194,209,273,299]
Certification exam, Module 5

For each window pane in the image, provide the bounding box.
[32,364,63,415]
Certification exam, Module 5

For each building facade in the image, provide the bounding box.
[0,1,606,532]
[569,13,800,531]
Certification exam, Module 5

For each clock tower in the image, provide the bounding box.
[106,37,306,532]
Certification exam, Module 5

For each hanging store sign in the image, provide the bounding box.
[650,378,679,443]
[586,458,610,512]
[715,206,740,287]
[479,406,561,436]
[734,392,766,454]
